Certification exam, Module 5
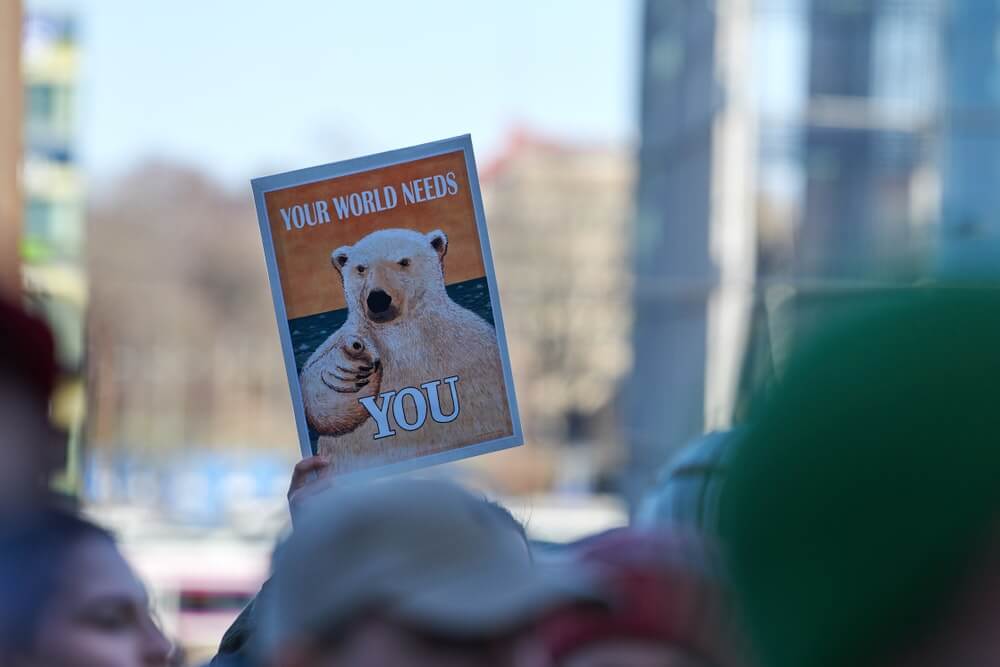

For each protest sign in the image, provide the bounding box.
[252,135,522,476]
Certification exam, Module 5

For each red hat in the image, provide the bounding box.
[538,528,734,665]
[0,298,57,404]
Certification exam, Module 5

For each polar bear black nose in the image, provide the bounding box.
[366,289,392,314]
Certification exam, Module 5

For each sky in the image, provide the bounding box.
[31,0,641,188]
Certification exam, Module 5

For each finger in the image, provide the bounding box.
[293,455,328,475]
[289,456,331,494]
[289,466,336,524]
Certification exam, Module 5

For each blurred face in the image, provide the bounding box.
[560,641,712,667]
[15,535,172,667]
[279,615,531,667]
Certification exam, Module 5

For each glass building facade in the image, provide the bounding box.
[627,0,1000,503]
[753,0,943,277]
[940,1,1000,273]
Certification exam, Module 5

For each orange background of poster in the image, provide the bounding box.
[264,150,486,319]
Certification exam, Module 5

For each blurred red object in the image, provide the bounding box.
[539,527,738,666]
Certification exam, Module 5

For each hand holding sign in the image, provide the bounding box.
[287,455,334,528]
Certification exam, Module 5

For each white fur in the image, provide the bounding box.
[305,228,512,472]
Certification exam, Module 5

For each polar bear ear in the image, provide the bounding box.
[331,246,351,274]
[427,230,448,259]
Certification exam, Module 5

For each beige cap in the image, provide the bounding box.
[260,478,600,655]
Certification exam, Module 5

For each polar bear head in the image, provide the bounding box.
[331,228,449,324]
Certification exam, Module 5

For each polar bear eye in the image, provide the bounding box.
[398,258,411,267]
[356,265,366,274]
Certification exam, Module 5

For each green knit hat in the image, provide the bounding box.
[718,286,1000,667]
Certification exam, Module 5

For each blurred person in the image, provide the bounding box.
[211,458,535,667]
[718,286,1000,667]
[212,455,334,667]
[257,477,601,667]
[537,528,741,667]
[635,430,738,533]
[0,507,173,666]
[0,298,67,515]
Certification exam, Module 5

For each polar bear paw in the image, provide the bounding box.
[301,329,383,436]
[319,334,381,394]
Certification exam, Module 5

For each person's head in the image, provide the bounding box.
[261,478,599,667]
[537,528,737,667]
[718,286,1000,667]
[0,298,65,513]
[0,509,172,667]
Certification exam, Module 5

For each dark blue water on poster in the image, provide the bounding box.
[287,276,496,452]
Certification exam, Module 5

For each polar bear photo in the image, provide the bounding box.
[299,228,513,472]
